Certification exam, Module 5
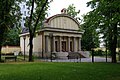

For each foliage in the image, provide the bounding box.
[81,13,100,51]
[81,21,100,50]
[0,62,120,80]
[84,0,120,63]
[93,50,104,56]
[66,4,80,21]
[3,27,20,46]
[0,0,22,61]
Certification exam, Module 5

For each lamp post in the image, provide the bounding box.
[23,36,26,61]
[49,33,53,62]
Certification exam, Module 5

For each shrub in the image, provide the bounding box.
[93,50,104,56]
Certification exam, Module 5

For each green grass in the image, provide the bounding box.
[0,62,120,80]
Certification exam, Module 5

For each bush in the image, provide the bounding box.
[0,59,5,63]
[93,50,104,56]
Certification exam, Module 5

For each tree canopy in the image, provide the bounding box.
[66,4,80,20]
[81,12,100,51]
[83,0,120,63]
[4,27,20,46]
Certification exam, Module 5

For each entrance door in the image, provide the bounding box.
[62,41,66,52]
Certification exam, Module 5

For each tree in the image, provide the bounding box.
[66,4,80,20]
[0,0,22,62]
[25,0,51,61]
[85,0,120,63]
[81,12,100,51]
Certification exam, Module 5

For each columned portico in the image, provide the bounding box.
[44,35,81,53]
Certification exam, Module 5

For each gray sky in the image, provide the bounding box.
[48,0,91,17]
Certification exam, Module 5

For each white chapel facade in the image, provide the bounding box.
[20,13,84,58]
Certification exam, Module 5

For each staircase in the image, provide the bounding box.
[78,51,90,58]
[54,51,90,59]
[68,51,90,59]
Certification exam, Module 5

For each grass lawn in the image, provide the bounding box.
[0,62,120,80]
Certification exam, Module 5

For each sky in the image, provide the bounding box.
[20,0,92,27]
[48,0,92,18]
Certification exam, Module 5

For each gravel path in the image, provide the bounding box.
[41,57,112,62]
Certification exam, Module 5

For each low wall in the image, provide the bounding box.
[55,52,68,59]
[2,46,21,53]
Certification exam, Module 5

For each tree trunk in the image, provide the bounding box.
[111,44,117,63]
[111,24,117,63]
[29,34,33,62]
[0,45,2,62]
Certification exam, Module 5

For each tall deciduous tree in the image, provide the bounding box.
[0,0,22,62]
[25,0,51,61]
[85,0,120,63]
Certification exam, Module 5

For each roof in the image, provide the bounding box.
[45,14,80,26]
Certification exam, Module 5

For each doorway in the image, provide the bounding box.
[62,41,66,52]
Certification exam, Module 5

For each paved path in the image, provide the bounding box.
[41,57,112,62]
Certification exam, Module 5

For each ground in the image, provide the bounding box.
[0,62,120,80]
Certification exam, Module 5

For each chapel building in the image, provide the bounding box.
[20,12,84,58]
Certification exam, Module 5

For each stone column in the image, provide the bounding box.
[73,37,76,52]
[59,36,62,52]
[45,36,48,52]
[42,35,45,58]
[78,37,81,51]
[52,36,55,52]
[67,37,70,52]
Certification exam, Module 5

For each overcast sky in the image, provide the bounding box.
[48,0,91,17]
